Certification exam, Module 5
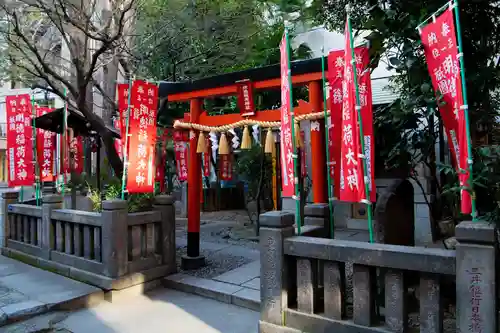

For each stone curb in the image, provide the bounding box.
[163,273,259,311]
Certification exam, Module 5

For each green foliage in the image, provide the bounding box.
[235,144,273,204]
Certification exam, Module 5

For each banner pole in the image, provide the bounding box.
[284,28,302,234]
[120,76,134,200]
[452,0,477,221]
[347,11,374,243]
[321,47,335,239]
[61,88,68,203]
[31,95,40,206]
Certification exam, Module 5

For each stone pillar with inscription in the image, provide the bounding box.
[456,221,497,333]
[259,211,294,332]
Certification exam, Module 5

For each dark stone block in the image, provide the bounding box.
[181,255,206,270]
[304,204,328,218]
[260,211,294,228]
[455,221,496,244]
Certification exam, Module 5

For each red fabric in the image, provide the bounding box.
[6,95,35,186]
[36,107,56,181]
[126,81,158,193]
[236,80,255,117]
[328,45,375,203]
[220,155,233,180]
[279,34,295,197]
[174,133,188,181]
[69,136,84,174]
[203,137,211,177]
[327,50,344,199]
[421,9,471,213]
[338,22,366,203]
[117,83,129,157]
[113,118,123,160]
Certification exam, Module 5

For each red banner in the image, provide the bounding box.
[174,130,188,142]
[279,34,295,197]
[36,107,55,181]
[113,118,123,160]
[69,135,84,174]
[421,9,470,213]
[236,80,255,117]
[220,155,233,180]
[327,50,344,199]
[174,141,188,181]
[339,22,366,203]
[329,44,375,203]
[203,137,211,177]
[6,95,35,187]
[126,81,158,193]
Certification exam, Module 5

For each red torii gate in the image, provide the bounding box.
[162,58,329,268]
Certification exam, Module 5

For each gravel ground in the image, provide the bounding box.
[175,246,253,279]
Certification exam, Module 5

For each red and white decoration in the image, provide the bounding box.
[116,83,129,157]
[337,22,375,203]
[203,137,211,177]
[279,34,295,197]
[420,8,471,213]
[36,106,55,181]
[126,80,158,193]
[236,80,255,117]
[220,154,233,180]
[69,135,84,174]
[6,95,35,187]
[174,130,188,181]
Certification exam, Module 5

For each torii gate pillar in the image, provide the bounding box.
[181,98,205,270]
[308,81,328,203]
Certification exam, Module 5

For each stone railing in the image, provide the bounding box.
[259,211,497,333]
[1,192,176,292]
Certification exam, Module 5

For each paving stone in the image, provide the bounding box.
[242,277,260,290]
[1,300,47,320]
[232,288,259,311]
[213,261,260,286]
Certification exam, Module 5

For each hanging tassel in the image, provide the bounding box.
[241,126,252,149]
[219,132,230,155]
[196,132,207,153]
[264,128,275,154]
[295,123,303,148]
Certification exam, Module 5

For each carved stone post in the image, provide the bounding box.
[456,221,497,333]
[0,191,18,248]
[153,195,176,274]
[101,200,128,278]
[41,194,62,259]
[259,211,294,331]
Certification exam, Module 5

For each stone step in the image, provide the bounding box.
[164,273,260,311]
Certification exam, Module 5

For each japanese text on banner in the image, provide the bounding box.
[338,21,366,203]
[279,34,295,197]
[6,95,35,187]
[420,8,471,213]
[236,80,255,117]
[126,81,158,193]
[36,107,55,181]
[69,135,84,174]
[220,155,233,181]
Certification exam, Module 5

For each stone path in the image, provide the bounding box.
[0,256,102,327]
[2,289,259,333]
[169,225,369,311]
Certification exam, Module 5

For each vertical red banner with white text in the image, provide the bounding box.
[339,22,366,203]
[69,135,84,174]
[327,50,345,199]
[279,34,295,197]
[421,8,470,213]
[36,107,55,181]
[116,83,129,158]
[220,155,233,181]
[236,80,255,117]
[203,137,211,177]
[174,130,188,181]
[6,95,35,187]
[126,81,158,193]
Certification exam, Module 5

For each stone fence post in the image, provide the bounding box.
[41,194,62,259]
[304,203,330,238]
[456,221,497,333]
[0,191,19,248]
[101,200,128,278]
[259,211,294,331]
[153,195,176,274]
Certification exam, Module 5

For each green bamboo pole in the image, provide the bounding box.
[347,10,375,243]
[452,0,477,221]
[61,89,68,202]
[321,47,335,239]
[284,28,302,234]
[120,77,134,200]
[31,96,41,206]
